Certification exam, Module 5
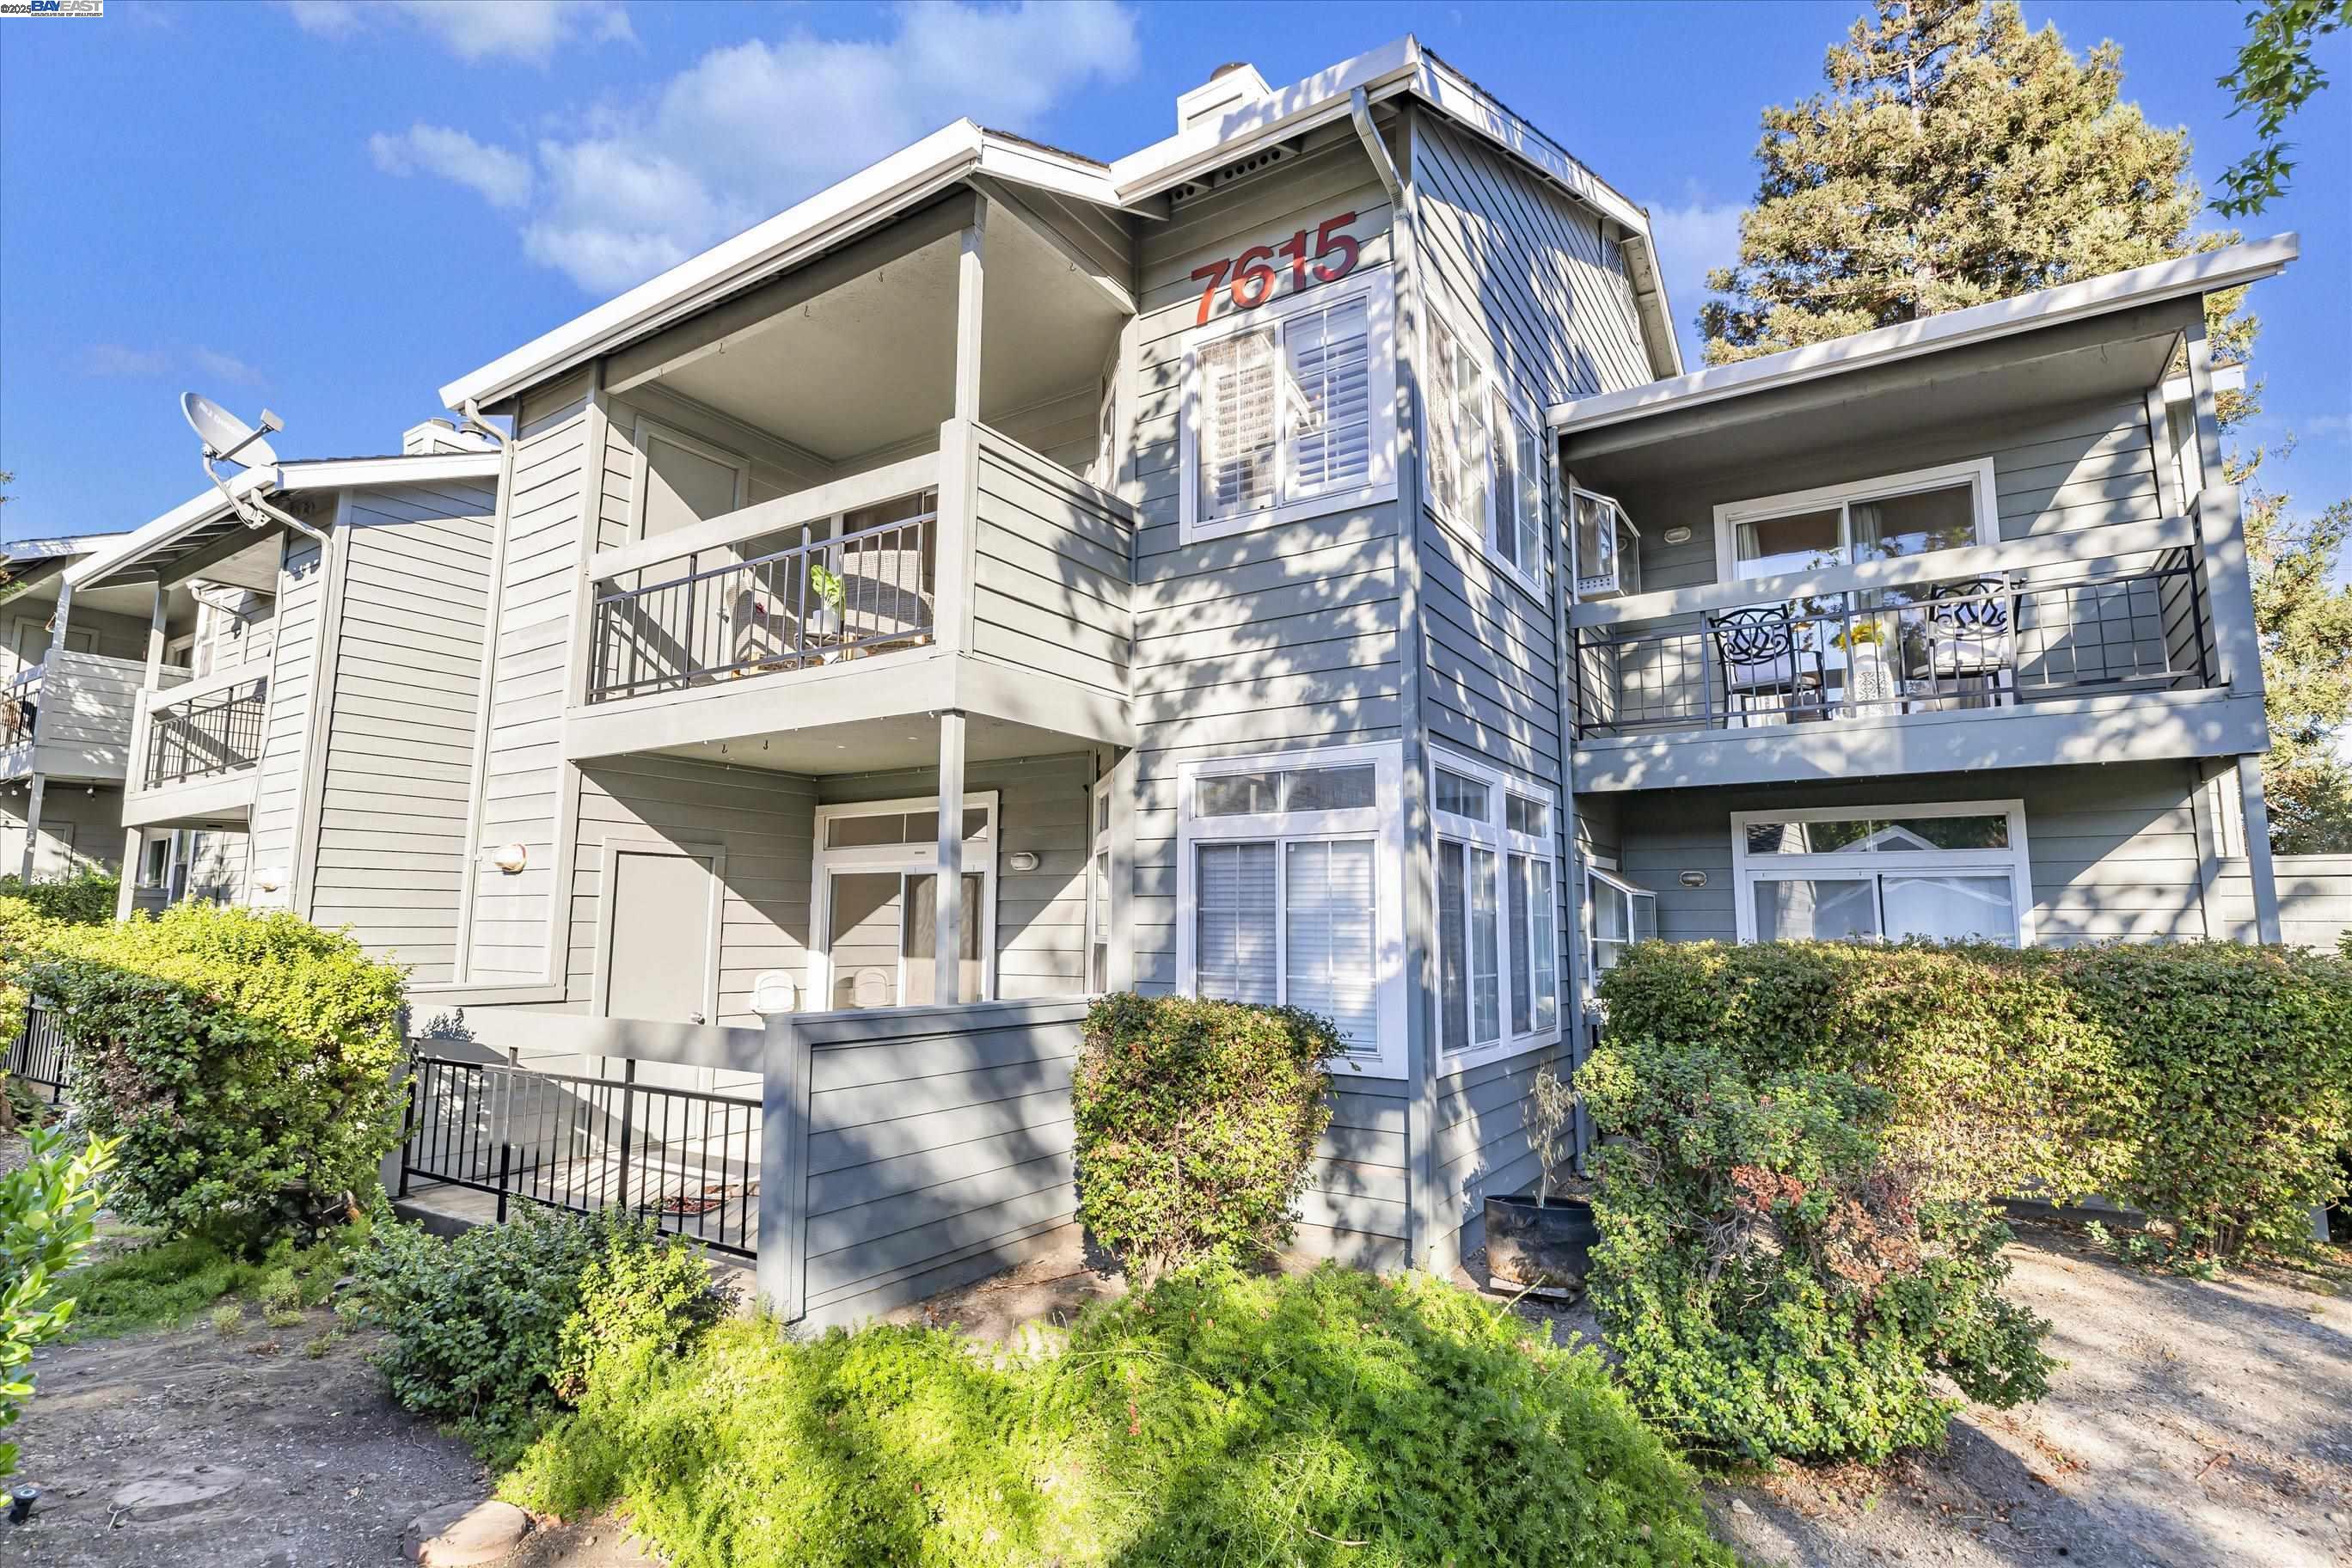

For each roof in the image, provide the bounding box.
[1549,234,2300,437]
[67,448,504,591]
[0,533,116,565]
[440,34,1680,412]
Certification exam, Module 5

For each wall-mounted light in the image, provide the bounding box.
[490,842,529,873]
[254,868,284,893]
[1679,870,1708,888]
[750,970,798,1017]
[1007,850,1040,873]
[1662,525,1694,546]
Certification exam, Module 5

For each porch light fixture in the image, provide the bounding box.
[1662,525,1693,546]
[491,842,529,873]
[750,970,798,1016]
[254,868,284,893]
[1008,850,1041,872]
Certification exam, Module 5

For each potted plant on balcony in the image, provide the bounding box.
[1482,1062,1599,1298]
[805,562,847,658]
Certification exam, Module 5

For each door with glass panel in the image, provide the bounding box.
[812,799,995,1010]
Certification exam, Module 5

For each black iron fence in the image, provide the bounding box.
[397,1054,760,1257]
[588,500,936,702]
[1573,551,2212,738]
[144,677,267,787]
[4,1000,69,1103]
[2,669,39,750]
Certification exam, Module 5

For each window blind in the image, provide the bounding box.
[1197,841,1277,1005]
[1198,328,1278,520]
[1288,297,1371,493]
[1284,838,1379,1049]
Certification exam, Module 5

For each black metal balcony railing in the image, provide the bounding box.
[589,502,936,703]
[399,1054,760,1257]
[2,670,38,750]
[144,677,266,787]
[1574,550,2212,738]
[4,999,70,1105]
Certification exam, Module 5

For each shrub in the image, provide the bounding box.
[1,1124,116,1478]
[54,1228,352,1341]
[505,1262,1736,1568]
[1599,939,2352,1258]
[0,870,120,928]
[1578,1039,2054,1466]
[22,903,409,1247]
[355,1203,727,1460]
[1073,994,1340,1277]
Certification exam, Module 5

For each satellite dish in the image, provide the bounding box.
[181,392,280,469]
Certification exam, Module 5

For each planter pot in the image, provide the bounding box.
[1484,1192,1599,1297]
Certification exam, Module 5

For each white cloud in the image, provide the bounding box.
[370,124,534,210]
[1644,185,1748,363]
[286,1,632,65]
[80,344,264,385]
[2300,412,2352,442]
[369,1,1140,295]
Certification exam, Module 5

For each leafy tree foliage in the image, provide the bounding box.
[2215,0,2351,217]
[1703,1,2352,850]
[2,1125,117,1478]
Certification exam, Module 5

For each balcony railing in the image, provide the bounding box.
[1573,542,2214,740]
[1,665,39,750]
[589,493,937,704]
[143,674,266,787]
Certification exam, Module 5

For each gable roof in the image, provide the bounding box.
[439,35,1681,413]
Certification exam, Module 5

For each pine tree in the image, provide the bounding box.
[1702,1,2352,854]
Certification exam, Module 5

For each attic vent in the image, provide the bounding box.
[1167,142,1297,207]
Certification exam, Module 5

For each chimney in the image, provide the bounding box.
[401,418,494,456]
[1176,61,1271,132]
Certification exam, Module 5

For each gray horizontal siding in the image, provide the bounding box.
[0,781,125,878]
[2216,853,2352,950]
[1429,1041,1558,1267]
[246,532,323,912]
[1614,760,2220,947]
[26,651,145,782]
[970,426,1134,700]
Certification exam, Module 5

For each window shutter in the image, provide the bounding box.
[1286,298,1371,494]
[1197,328,1279,520]
[1284,839,1379,1049]
[1197,842,1277,1004]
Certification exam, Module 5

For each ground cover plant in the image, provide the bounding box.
[1598,939,2352,1259]
[1579,1039,2055,1467]
[56,1227,358,1342]
[1073,993,1340,1279]
[2,1124,116,1477]
[502,1261,1737,1568]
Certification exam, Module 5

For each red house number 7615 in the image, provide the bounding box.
[1191,211,1361,326]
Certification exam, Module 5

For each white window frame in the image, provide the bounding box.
[1421,306,1549,600]
[1712,458,1999,584]
[1568,485,1640,602]
[1087,773,1115,994]
[1729,799,2035,946]
[809,791,1001,1012]
[1583,863,1656,1002]
[1174,741,1406,1076]
[629,414,750,543]
[1178,269,1399,544]
[1429,747,1562,1070]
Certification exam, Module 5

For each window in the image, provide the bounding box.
[1177,742,1406,1075]
[811,793,1000,1011]
[1087,774,1115,992]
[1714,461,1996,582]
[633,418,747,541]
[1180,273,1397,542]
[1584,866,1656,991]
[1425,314,1547,594]
[1570,487,1640,601]
[1431,750,1562,1065]
[1730,800,2033,946]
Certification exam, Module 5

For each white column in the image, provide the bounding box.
[934,711,966,1004]
[116,580,171,920]
[2236,754,2282,945]
[20,581,74,881]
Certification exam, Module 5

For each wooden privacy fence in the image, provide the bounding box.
[401,997,1087,1329]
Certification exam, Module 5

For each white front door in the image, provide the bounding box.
[811,793,997,1011]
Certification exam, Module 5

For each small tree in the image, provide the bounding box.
[2,1125,117,1478]
[1527,1063,1578,1204]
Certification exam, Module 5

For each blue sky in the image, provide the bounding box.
[3,0,2345,550]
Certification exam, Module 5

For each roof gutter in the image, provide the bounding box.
[1550,232,2300,436]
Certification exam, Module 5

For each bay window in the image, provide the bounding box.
[1583,865,1655,993]
[1087,774,1114,993]
[1730,800,2033,946]
[1178,744,1406,1075]
[1425,313,1547,594]
[1181,273,1398,542]
[1432,750,1561,1065]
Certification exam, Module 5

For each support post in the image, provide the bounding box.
[931,201,988,656]
[2235,754,2282,944]
[2182,309,2227,497]
[756,1011,811,1326]
[16,776,41,885]
[17,582,72,883]
[934,711,966,1004]
[119,579,171,921]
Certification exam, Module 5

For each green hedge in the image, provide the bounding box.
[21,903,410,1248]
[1599,940,2352,1257]
[504,1262,1737,1567]
[0,872,119,928]
[1073,994,1340,1277]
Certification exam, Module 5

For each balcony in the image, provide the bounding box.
[1567,500,2269,792]
[564,420,1136,769]
[122,663,268,829]
[0,650,157,785]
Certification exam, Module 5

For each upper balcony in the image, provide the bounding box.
[1,649,156,786]
[122,662,268,829]
[563,418,1136,769]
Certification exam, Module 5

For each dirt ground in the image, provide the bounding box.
[1468,1216,2352,1568]
[9,1198,2344,1567]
